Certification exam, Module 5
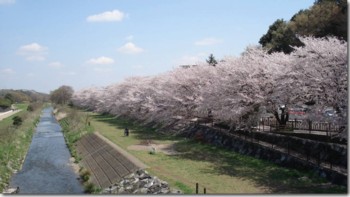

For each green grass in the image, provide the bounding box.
[59,109,347,194]
[0,103,43,192]
[57,106,94,162]
[174,181,193,194]
[13,103,29,110]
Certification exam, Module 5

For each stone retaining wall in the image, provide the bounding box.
[181,124,347,186]
[233,130,347,168]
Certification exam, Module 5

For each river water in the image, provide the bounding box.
[9,107,84,194]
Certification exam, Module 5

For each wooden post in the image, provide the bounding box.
[262,118,264,132]
[196,183,198,194]
[327,122,331,137]
[204,188,206,194]
[309,120,312,134]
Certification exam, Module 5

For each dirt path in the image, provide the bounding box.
[0,109,21,121]
[94,132,148,169]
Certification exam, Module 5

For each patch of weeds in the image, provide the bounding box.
[174,181,193,194]
[80,169,91,182]
[84,182,101,194]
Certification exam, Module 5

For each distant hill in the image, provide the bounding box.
[0,89,49,103]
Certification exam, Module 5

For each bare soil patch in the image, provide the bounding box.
[55,112,67,121]
[127,141,180,155]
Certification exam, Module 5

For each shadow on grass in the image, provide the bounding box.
[91,113,347,194]
[91,114,182,142]
[171,139,347,194]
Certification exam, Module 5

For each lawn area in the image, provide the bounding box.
[13,103,29,110]
[88,112,346,194]
[0,103,44,192]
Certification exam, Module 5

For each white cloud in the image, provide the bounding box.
[195,37,223,46]
[87,56,115,65]
[48,61,64,68]
[18,42,48,61]
[0,68,15,74]
[87,9,125,22]
[118,42,144,54]
[0,0,15,5]
[126,35,134,41]
[19,43,46,52]
[178,53,207,65]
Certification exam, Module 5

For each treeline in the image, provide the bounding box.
[0,89,49,110]
[260,0,347,54]
[72,37,347,138]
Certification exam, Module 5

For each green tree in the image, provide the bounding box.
[259,19,303,54]
[206,54,218,66]
[289,0,347,40]
[50,85,74,105]
[0,97,12,109]
[260,0,347,54]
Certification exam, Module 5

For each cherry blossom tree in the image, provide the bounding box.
[72,36,347,138]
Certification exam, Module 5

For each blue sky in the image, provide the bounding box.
[0,0,315,93]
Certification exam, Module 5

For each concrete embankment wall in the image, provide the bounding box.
[181,124,347,186]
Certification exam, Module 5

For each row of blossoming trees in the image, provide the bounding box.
[72,37,347,138]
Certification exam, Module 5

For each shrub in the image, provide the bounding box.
[84,183,101,194]
[27,105,34,111]
[12,116,22,126]
[80,169,91,182]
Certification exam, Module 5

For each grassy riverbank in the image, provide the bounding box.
[54,106,96,193]
[56,106,347,194]
[90,113,346,194]
[0,103,44,192]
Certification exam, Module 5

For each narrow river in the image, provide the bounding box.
[9,107,84,194]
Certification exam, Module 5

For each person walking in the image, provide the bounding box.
[124,128,129,136]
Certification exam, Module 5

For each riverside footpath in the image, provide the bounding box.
[8,107,83,194]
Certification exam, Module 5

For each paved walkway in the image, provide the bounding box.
[0,109,21,121]
[76,132,147,189]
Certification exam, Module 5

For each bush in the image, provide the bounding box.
[0,98,12,109]
[84,183,101,194]
[12,116,22,126]
[80,169,91,182]
[27,105,34,111]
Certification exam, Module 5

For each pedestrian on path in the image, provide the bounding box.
[124,128,129,136]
